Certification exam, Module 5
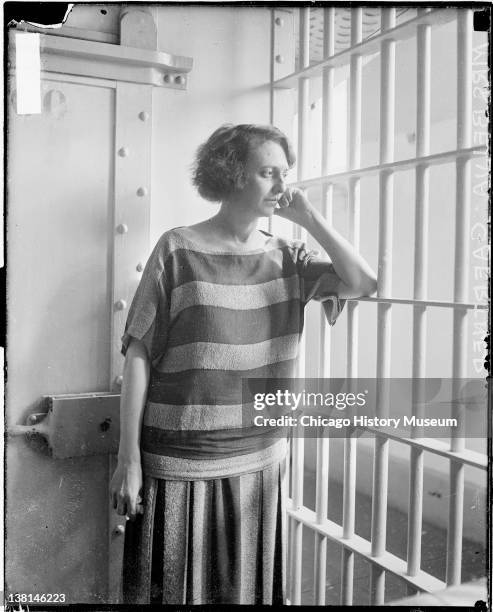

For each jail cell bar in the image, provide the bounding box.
[448,8,473,587]
[271,7,488,605]
[288,7,310,606]
[313,7,335,606]
[370,7,396,605]
[341,7,362,607]
[408,7,431,590]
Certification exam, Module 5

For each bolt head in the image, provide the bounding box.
[115,375,123,386]
[174,75,185,85]
[115,299,127,311]
[118,147,129,158]
[116,223,128,234]
[275,54,284,64]
[163,74,170,83]
[136,262,144,272]
[138,111,150,122]
[136,187,148,197]
[275,17,284,26]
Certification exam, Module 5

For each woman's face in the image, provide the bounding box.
[230,140,290,217]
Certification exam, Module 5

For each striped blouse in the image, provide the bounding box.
[121,227,345,479]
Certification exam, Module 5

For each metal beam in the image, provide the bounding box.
[273,9,456,89]
[288,146,486,188]
[9,29,192,88]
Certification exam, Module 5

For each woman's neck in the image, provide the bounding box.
[209,204,259,245]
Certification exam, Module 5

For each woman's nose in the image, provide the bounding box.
[274,177,285,194]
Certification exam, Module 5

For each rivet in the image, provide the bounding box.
[275,17,284,26]
[138,111,150,122]
[174,75,184,85]
[115,375,123,386]
[115,299,127,311]
[113,524,125,535]
[118,147,130,158]
[163,74,170,83]
[136,262,144,272]
[136,187,148,197]
[116,223,128,234]
[275,55,284,64]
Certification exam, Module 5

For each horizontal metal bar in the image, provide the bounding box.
[351,296,487,310]
[274,9,456,89]
[362,427,487,470]
[41,70,117,89]
[286,503,446,592]
[289,146,486,188]
[12,21,118,44]
[31,30,192,71]
[9,29,193,89]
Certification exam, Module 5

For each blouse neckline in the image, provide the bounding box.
[173,226,275,255]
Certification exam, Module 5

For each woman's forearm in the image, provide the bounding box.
[302,207,377,297]
[118,338,150,464]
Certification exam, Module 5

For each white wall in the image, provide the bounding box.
[151,6,271,244]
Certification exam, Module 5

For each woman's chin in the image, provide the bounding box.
[260,204,277,217]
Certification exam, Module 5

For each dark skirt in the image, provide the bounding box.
[122,458,287,604]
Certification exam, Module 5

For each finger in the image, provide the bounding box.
[278,194,290,208]
[273,207,288,218]
[116,500,127,516]
[127,498,138,520]
[127,505,142,522]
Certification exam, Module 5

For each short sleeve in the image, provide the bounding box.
[297,245,346,326]
[121,238,169,365]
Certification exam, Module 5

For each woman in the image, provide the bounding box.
[110,124,377,604]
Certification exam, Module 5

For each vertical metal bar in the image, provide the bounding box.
[407,8,431,581]
[447,7,472,586]
[268,9,276,235]
[109,82,153,603]
[313,7,335,605]
[289,8,310,605]
[370,7,396,605]
[269,8,275,126]
[319,6,335,381]
[340,7,363,606]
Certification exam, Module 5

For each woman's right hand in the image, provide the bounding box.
[109,459,144,521]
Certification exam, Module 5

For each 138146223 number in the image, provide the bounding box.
[6,593,66,603]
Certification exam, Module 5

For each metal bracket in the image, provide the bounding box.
[7,393,121,458]
[8,28,193,89]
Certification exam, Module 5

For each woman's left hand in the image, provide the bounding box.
[273,187,315,228]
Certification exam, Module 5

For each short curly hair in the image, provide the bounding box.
[192,124,296,202]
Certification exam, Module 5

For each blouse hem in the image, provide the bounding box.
[141,437,288,480]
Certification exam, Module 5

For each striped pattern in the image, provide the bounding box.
[158,334,300,373]
[140,438,288,480]
[122,227,345,479]
[144,401,246,431]
[147,359,298,406]
[169,276,301,319]
[123,460,287,604]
